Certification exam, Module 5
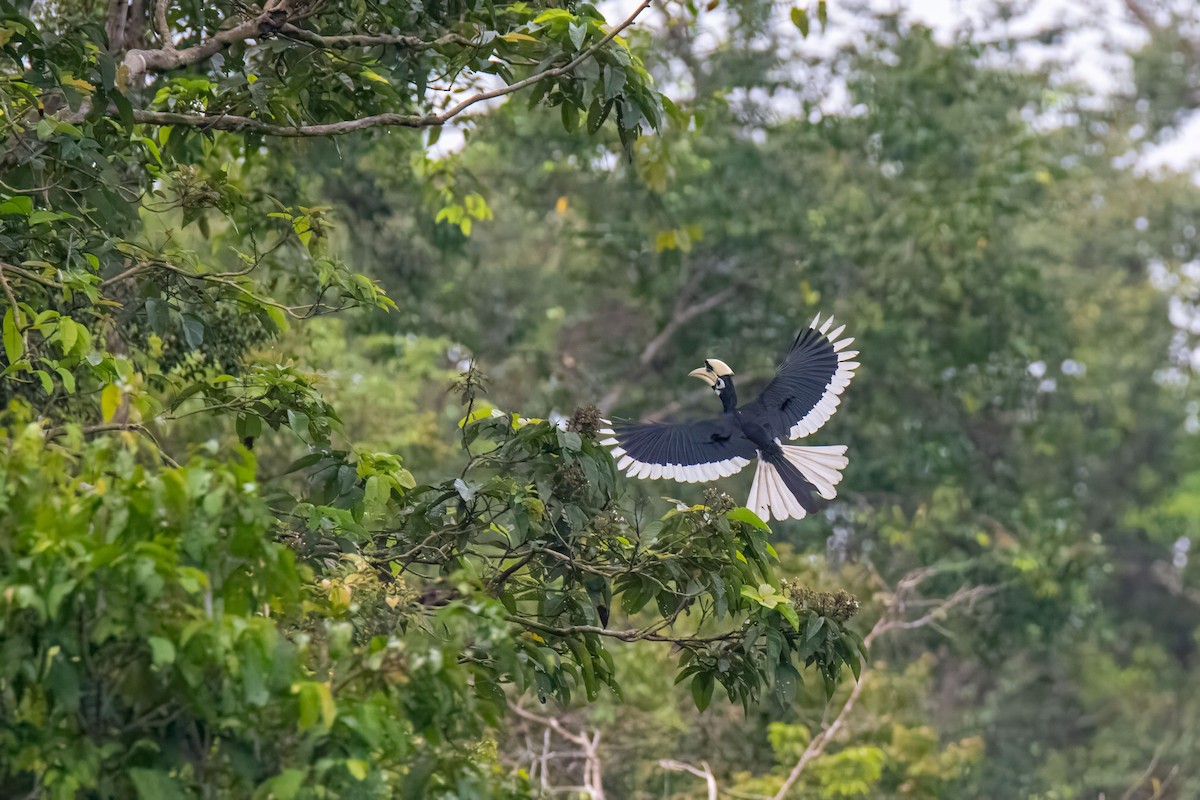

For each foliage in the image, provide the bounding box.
[0,0,869,795]
[6,0,1200,797]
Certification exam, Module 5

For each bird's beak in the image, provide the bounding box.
[705,358,734,377]
[689,367,717,386]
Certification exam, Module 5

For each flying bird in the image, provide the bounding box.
[598,314,859,521]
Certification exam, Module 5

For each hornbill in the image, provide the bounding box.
[598,314,859,522]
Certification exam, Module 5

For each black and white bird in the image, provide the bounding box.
[598,314,859,521]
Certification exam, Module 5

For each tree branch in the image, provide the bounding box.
[115,0,655,136]
[658,760,718,800]
[509,707,607,799]
[279,24,475,51]
[123,9,276,77]
[152,0,173,50]
[508,615,736,645]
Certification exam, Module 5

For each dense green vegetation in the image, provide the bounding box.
[3,0,1200,797]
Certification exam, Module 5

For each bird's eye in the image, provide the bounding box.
[715,378,726,390]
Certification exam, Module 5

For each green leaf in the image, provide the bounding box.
[561,101,579,133]
[3,307,23,364]
[54,367,76,394]
[0,196,33,216]
[28,209,74,225]
[236,413,263,440]
[57,317,78,354]
[806,615,825,640]
[557,429,582,452]
[145,297,171,334]
[775,661,800,705]
[129,769,186,800]
[286,409,310,438]
[149,636,175,667]
[254,770,306,800]
[790,6,810,36]
[181,314,204,348]
[568,21,587,49]
[691,672,715,712]
[295,681,337,730]
[845,642,862,681]
[587,98,615,133]
[395,468,416,489]
[779,603,800,631]
[728,506,771,531]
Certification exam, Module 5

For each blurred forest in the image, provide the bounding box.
[4,0,1200,797]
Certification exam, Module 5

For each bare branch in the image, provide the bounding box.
[658,760,718,800]
[509,707,607,799]
[639,285,737,369]
[770,570,1002,800]
[1121,747,1164,800]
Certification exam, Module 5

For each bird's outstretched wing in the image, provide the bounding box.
[599,415,757,482]
[742,313,859,441]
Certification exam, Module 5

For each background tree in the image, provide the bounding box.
[7,0,1200,798]
[0,0,860,797]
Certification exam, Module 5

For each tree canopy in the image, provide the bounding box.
[4,0,1200,798]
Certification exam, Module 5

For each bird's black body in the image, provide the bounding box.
[600,314,859,521]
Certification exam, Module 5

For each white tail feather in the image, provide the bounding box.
[747,459,807,522]
[745,445,849,522]
[780,444,848,500]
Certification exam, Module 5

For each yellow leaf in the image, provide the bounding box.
[555,196,570,215]
[346,760,368,781]
[501,32,539,42]
[361,68,390,84]
[62,77,95,93]
[101,384,121,423]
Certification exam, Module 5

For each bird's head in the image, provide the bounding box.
[688,358,734,388]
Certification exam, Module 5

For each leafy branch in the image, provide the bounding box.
[107,0,657,136]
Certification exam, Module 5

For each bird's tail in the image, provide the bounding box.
[747,445,848,522]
